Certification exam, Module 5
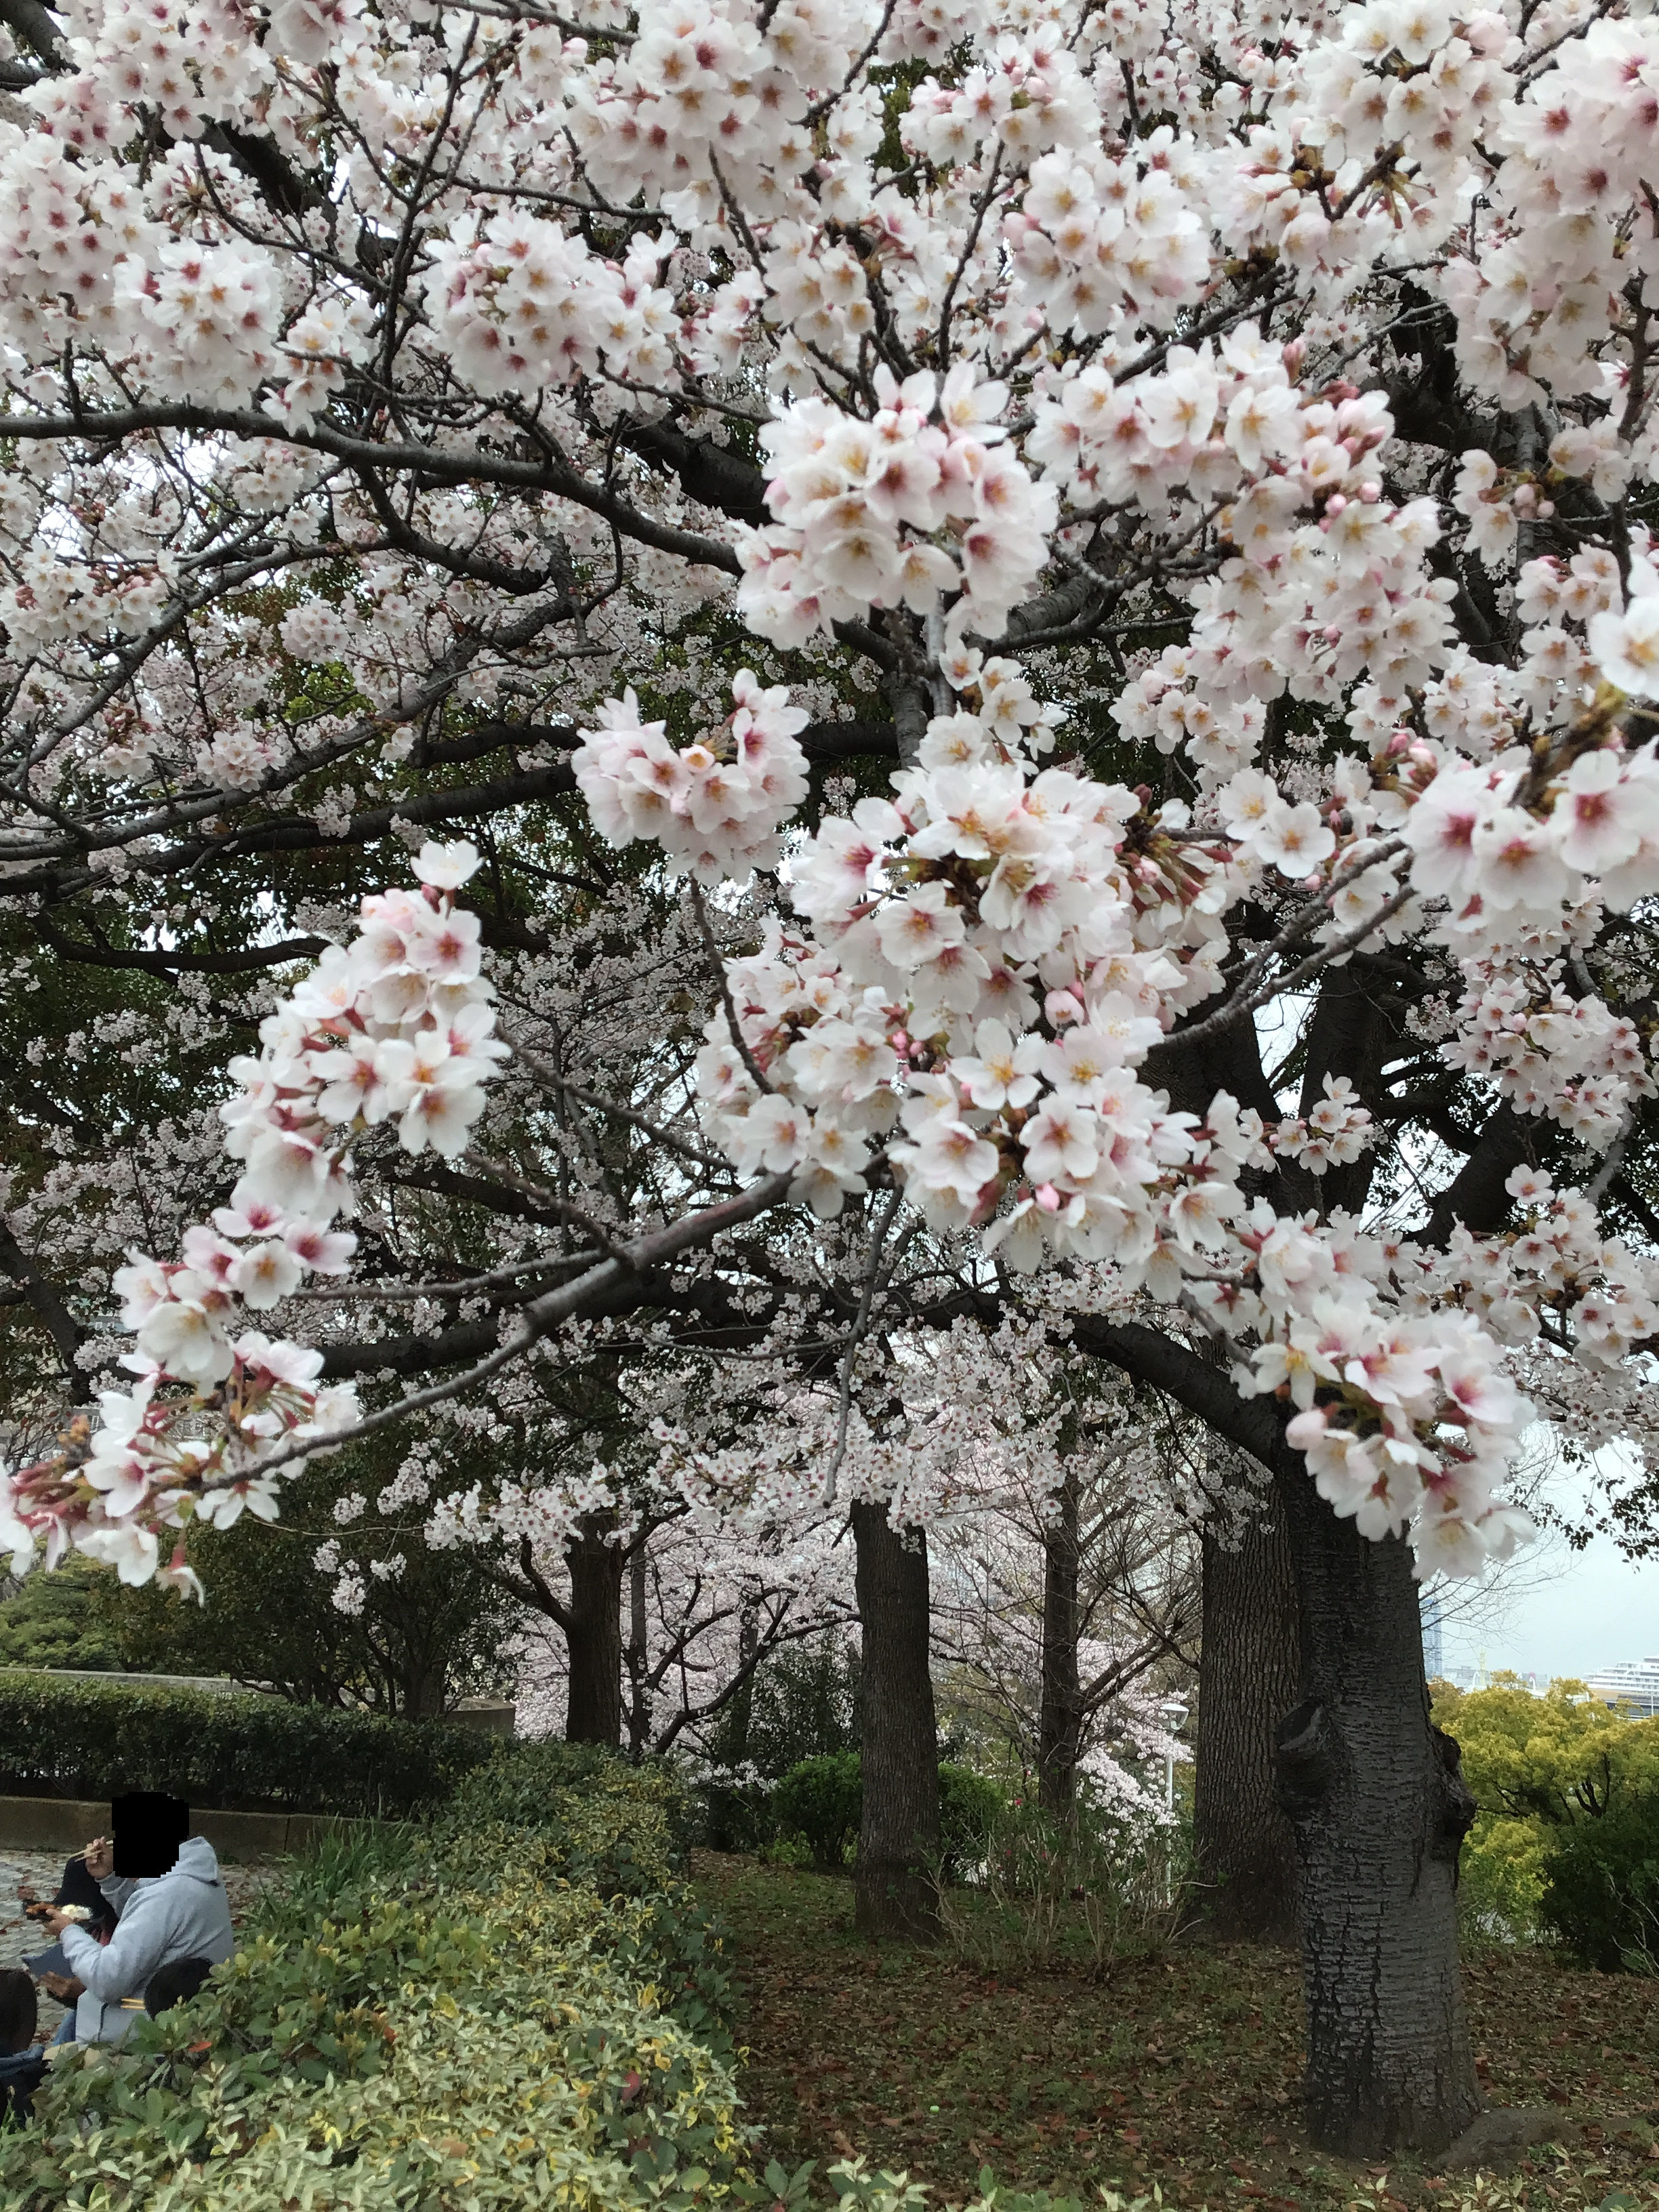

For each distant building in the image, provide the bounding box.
[1584,1658,1659,1717]
[1420,1589,1445,1679]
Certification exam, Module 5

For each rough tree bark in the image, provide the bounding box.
[1069,1315,1484,2158]
[1274,1458,1480,2156]
[853,1500,941,1940]
[564,1514,624,1747]
[1194,1504,1302,1942]
[1038,1466,1083,1819]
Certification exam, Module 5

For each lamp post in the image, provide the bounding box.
[1161,1697,1189,1811]
[1159,1697,1189,1906]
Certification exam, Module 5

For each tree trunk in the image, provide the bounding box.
[1038,1468,1082,1819]
[1274,1463,1480,2157]
[853,1501,940,1941]
[564,1515,623,1747]
[1194,1507,1302,1942]
[724,1599,760,1767]
[624,1540,651,1758]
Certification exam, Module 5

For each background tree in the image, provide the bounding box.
[99,1435,527,1717]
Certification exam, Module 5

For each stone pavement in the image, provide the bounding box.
[0,1845,279,2042]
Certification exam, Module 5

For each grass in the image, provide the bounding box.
[695,1852,1659,2210]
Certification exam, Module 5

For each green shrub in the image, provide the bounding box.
[773,1750,862,1870]
[1537,1797,1659,1971]
[939,1786,1189,1973]
[768,1755,1004,1881]
[1436,1679,1659,1948]
[0,1668,495,1818]
[938,1763,1004,1882]
[0,1560,127,1673]
[0,1742,745,2210]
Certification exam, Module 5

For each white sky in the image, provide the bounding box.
[1437,1460,1659,1684]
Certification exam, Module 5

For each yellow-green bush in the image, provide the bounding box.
[0,1745,742,2211]
[1437,1676,1659,1941]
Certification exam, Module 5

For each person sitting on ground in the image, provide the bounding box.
[0,1967,45,2123]
[41,1793,234,2046]
[144,1956,214,2017]
[19,1852,119,1940]
[21,1850,122,2035]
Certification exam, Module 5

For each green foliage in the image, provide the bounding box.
[773,1751,863,1871]
[0,1560,127,1673]
[937,1763,1004,1883]
[740,2154,1096,2212]
[737,1635,861,1778]
[1537,1799,1659,1972]
[1437,1678,1659,1946]
[703,1635,861,1853]
[938,1788,1188,1973]
[0,1743,746,2211]
[95,1441,526,1718]
[765,1755,1005,1881]
[0,1668,495,1818]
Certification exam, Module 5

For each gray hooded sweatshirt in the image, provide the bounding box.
[60,1835,236,2043]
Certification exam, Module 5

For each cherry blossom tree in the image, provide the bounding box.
[3,0,1659,2158]
[923,1334,1201,1814]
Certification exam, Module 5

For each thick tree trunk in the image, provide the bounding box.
[1274,1464,1479,2156]
[564,1516,624,1747]
[853,1501,940,1940]
[1194,1507,1302,1942]
[1038,1468,1082,1819]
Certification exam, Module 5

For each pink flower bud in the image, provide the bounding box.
[1036,1183,1061,1212]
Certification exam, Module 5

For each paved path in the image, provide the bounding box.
[0,1847,279,2041]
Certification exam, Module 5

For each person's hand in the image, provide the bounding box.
[40,1908,77,1940]
[40,1974,82,2003]
[83,1836,113,1881]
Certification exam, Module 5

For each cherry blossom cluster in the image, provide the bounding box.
[424,222,680,410]
[14,0,1659,1625]
[0,842,508,1589]
[1400,735,1659,946]
[1224,1204,1536,1577]
[737,369,1061,645]
[689,691,1242,1253]
[1412,1166,1659,1372]
[1266,1074,1375,1176]
[573,672,811,882]
[1440,955,1656,1145]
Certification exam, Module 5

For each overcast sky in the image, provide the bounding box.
[1435,1458,1659,1684]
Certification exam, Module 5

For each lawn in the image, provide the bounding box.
[695,1853,1659,2210]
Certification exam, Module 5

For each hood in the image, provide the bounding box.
[163,1835,223,1885]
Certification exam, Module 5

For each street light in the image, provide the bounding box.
[1156,1698,1190,1908]
[1160,1697,1189,1811]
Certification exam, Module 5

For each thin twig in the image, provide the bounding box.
[501,1027,731,1172]
[281,1253,605,1302]
[691,883,774,1094]
[1152,841,1410,1055]
[1586,1110,1635,1208]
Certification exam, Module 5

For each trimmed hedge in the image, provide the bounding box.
[0,1742,743,2210]
[0,1669,495,1819]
